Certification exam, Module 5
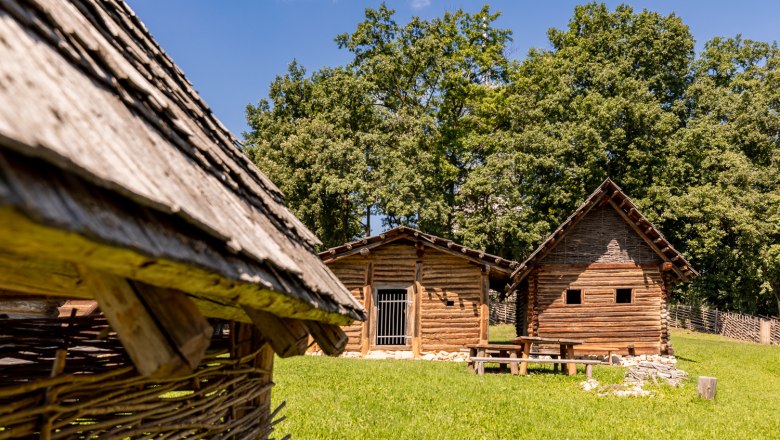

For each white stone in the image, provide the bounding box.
[394,350,414,360]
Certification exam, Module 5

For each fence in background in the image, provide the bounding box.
[489,293,516,325]
[669,304,780,346]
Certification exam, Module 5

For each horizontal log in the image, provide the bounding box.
[0,252,91,298]
[539,322,662,329]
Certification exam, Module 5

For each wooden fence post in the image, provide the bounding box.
[697,376,717,400]
[760,320,771,344]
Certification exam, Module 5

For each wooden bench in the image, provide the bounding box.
[470,357,604,379]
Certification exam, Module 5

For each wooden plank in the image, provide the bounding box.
[84,268,210,377]
[0,251,90,298]
[242,306,309,358]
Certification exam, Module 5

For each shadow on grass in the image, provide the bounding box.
[479,366,576,376]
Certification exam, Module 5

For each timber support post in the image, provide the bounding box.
[361,261,373,355]
[412,245,424,357]
[479,265,490,344]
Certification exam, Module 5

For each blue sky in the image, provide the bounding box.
[127,0,780,140]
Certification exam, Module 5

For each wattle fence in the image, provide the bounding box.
[669,304,780,346]
[489,293,516,325]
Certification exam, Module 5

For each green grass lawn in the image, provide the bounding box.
[272,328,780,439]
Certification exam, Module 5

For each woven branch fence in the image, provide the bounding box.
[0,315,283,439]
[489,293,516,325]
[669,304,780,346]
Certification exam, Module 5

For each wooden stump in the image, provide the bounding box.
[697,376,717,400]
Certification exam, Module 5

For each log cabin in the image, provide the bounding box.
[509,179,697,355]
[0,0,364,437]
[321,227,518,355]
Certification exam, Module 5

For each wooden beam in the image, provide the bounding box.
[0,251,90,298]
[83,268,212,377]
[242,306,309,358]
[133,281,213,370]
[305,321,348,356]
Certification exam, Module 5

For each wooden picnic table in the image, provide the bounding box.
[512,336,584,376]
[465,343,525,375]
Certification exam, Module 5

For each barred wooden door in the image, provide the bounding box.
[375,289,408,346]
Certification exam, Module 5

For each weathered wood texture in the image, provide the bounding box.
[697,376,717,400]
[327,242,488,353]
[0,0,364,324]
[543,206,661,265]
[531,264,665,354]
[0,143,360,325]
[85,270,212,377]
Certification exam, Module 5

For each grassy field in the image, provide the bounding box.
[272,327,780,439]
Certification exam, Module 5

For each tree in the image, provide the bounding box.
[335,4,512,235]
[458,3,694,257]
[661,36,780,314]
[244,63,378,247]
[245,3,780,315]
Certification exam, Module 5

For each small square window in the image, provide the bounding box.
[445,300,455,307]
[616,288,633,304]
[565,289,582,305]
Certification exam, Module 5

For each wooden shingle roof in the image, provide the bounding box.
[510,179,697,286]
[321,226,519,283]
[0,0,364,324]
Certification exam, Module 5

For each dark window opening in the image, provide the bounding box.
[376,289,408,345]
[565,289,582,305]
[616,288,633,304]
[445,300,455,307]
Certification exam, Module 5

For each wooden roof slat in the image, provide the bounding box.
[0,0,365,323]
[320,226,518,275]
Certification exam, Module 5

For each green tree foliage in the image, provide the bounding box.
[244,63,378,246]
[244,3,780,315]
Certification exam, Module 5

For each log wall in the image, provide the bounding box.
[325,258,367,352]
[532,264,665,354]
[420,248,482,352]
[326,242,485,353]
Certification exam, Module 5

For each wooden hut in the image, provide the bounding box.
[321,227,517,355]
[0,0,364,437]
[509,179,697,355]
